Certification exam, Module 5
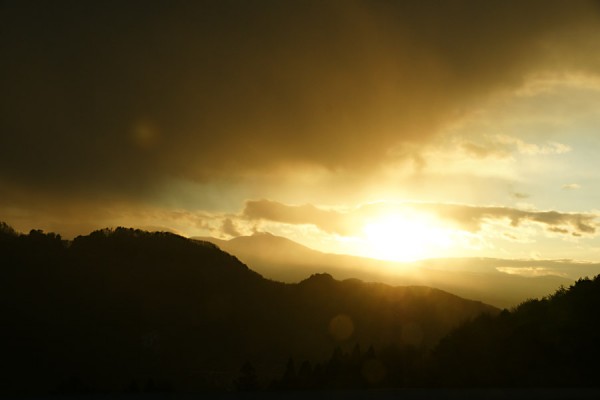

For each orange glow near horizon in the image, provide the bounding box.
[361,213,454,262]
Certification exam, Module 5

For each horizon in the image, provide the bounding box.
[3,0,600,266]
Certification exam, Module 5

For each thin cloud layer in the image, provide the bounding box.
[243,199,355,235]
[458,134,571,159]
[413,203,597,236]
[242,199,598,238]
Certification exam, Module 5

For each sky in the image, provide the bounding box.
[2,0,600,264]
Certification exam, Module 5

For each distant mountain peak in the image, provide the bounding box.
[300,273,335,285]
[224,232,317,254]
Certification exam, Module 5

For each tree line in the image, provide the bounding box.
[1,222,599,393]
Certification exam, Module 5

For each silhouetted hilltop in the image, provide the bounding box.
[0,224,496,394]
[432,276,600,387]
[300,272,336,285]
[269,277,600,391]
[209,232,315,257]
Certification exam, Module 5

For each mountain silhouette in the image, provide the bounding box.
[194,232,380,282]
[432,275,600,387]
[267,277,600,391]
[0,224,496,394]
[197,233,574,308]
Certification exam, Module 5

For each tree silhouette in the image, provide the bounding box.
[431,276,600,387]
[235,362,258,391]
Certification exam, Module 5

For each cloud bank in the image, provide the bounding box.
[242,199,598,238]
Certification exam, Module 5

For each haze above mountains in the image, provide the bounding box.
[197,233,600,309]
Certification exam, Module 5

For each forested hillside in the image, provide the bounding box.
[0,223,494,394]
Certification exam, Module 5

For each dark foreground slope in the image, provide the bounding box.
[269,277,600,391]
[0,224,495,394]
[432,276,600,387]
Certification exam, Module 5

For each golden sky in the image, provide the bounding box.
[2,0,600,263]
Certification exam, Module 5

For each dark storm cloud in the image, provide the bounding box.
[1,0,599,199]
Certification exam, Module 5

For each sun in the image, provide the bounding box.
[362,213,453,262]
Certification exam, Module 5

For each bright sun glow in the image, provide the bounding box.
[362,213,454,262]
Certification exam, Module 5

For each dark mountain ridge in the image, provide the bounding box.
[267,276,600,391]
[0,224,496,394]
